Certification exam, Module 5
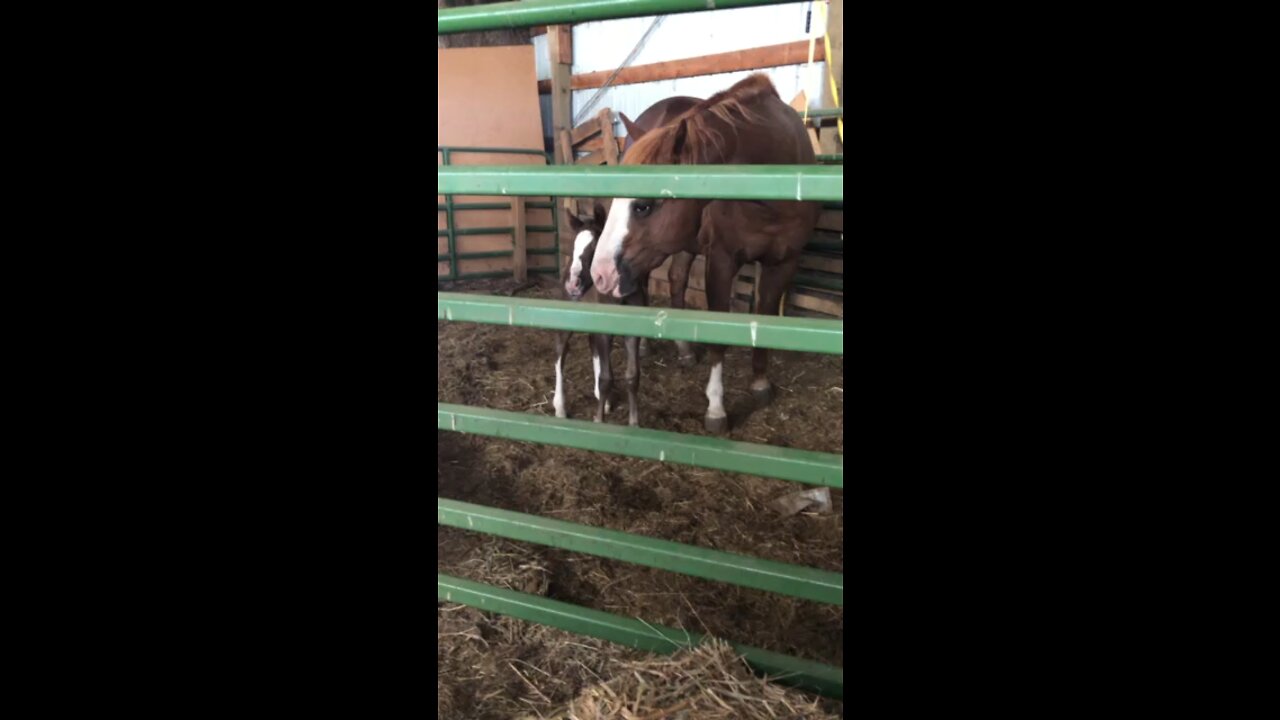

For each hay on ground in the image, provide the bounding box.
[520,638,839,720]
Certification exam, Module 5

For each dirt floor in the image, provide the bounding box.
[438,276,845,719]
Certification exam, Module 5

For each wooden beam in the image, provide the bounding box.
[571,120,602,146]
[576,149,605,166]
[553,25,573,65]
[537,40,825,94]
[548,24,573,177]
[557,129,576,215]
[512,196,527,282]
[599,108,619,165]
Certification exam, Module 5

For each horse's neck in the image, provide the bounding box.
[699,99,810,165]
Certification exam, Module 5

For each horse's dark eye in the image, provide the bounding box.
[632,201,653,218]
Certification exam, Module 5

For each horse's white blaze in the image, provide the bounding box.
[591,198,632,296]
[593,354,602,400]
[706,362,726,419]
[565,229,593,292]
[553,357,566,417]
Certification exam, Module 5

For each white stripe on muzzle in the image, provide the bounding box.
[590,199,632,297]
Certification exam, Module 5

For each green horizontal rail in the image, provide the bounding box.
[438,145,551,158]
[440,202,508,211]
[438,165,843,202]
[439,498,842,605]
[451,268,558,280]
[802,107,844,119]
[439,0,789,34]
[438,403,843,487]
[438,573,843,698]
[452,225,557,236]
[805,240,842,253]
[438,292,843,355]
[443,248,562,261]
[438,201,558,212]
[816,154,843,164]
[794,271,843,292]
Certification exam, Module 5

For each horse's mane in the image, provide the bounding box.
[624,73,779,166]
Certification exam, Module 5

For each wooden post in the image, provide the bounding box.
[598,108,619,165]
[550,24,574,231]
[548,25,573,172]
[821,0,843,155]
[512,196,527,282]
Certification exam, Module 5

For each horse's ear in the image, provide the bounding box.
[665,118,689,160]
[565,209,584,233]
[592,201,607,228]
[619,112,645,141]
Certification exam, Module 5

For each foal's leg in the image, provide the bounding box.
[749,259,800,407]
[591,334,613,422]
[667,251,698,367]
[702,251,740,434]
[621,285,648,427]
[553,331,572,418]
[624,335,641,426]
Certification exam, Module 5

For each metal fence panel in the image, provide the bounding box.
[439,0,793,34]
[438,572,845,698]
[439,164,843,201]
[439,498,843,605]
[438,403,844,488]
[437,293,844,355]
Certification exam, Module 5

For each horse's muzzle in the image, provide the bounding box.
[616,260,639,298]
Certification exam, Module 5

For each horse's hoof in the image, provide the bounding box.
[705,415,729,434]
[677,353,698,368]
[752,385,773,407]
[605,401,613,414]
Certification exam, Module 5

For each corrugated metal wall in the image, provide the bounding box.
[534,3,832,140]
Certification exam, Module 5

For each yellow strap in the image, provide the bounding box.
[818,1,843,144]
[804,14,817,125]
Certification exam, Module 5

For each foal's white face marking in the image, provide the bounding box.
[590,198,633,298]
[564,229,596,298]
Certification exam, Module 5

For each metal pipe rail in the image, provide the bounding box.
[438,403,843,488]
[439,164,843,202]
[803,107,844,119]
[438,292,844,355]
[438,573,844,698]
[438,146,561,281]
[439,498,843,604]
[439,0,793,34]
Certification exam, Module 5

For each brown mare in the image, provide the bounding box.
[589,74,821,433]
[551,96,702,426]
[619,97,702,367]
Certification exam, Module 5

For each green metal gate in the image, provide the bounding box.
[438,0,844,700]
